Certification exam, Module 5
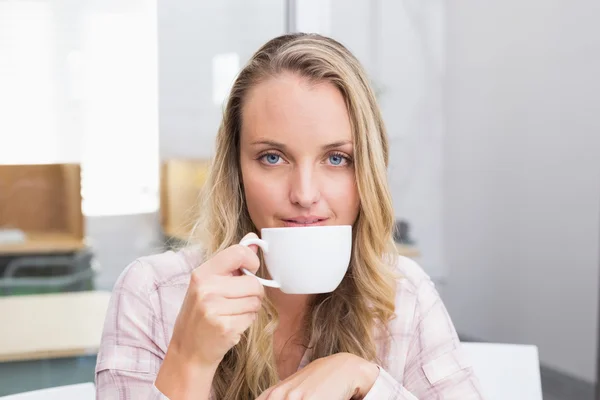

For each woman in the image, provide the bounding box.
[96,33,484,399]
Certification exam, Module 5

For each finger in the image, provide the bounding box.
[218,275,264,299]
[214,296,263,316]
[241,232,259,254]
[258,384,290,400]
[255,386,274,400]
[205,243,260,276]
[232,233,259,277]
[265,371,311,400]
[222,312,257,335]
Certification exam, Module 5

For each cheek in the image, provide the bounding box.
[323,172,360,221]
[242,169,285,227]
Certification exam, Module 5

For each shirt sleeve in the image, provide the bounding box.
[95,261,170,400]
[364,278,486,400]
[363,367,418,400]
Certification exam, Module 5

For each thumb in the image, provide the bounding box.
[240,232,260,255]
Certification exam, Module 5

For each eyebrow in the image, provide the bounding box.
[250,139,353,151]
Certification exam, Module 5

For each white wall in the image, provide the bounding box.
[378,0,446,281]
[444,1,600,382]
[158,0,284,160]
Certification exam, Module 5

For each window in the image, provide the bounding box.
[0,1,159,216]
[0,2,58,163]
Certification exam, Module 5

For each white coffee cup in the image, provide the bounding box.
[239,225,352,294]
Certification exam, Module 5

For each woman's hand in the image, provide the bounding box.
[156,233,264,399]
[256,353,380,400]
[170,233,264,365]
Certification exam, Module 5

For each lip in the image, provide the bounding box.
[281,216,329,227]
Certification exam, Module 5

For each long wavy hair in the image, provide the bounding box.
[191,33,398,400]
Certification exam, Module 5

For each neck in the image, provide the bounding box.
[267,288,314,331]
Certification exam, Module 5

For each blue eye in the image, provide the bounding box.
[328,154,345,166]
[263,153,281,164]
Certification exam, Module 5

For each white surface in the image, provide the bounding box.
[0,229,26,244]
[0,383,95,400]
[444,0,600,382]
[241,226,352,294]
[463,342,543,400]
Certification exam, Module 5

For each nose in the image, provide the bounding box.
[289,163,321,208]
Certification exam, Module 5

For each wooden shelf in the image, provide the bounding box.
[0,291,111,362]
[160,159,210,240]
[0,164,84,255]
[0,232,85,255]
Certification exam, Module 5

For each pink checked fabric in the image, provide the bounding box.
[95,248,485,399]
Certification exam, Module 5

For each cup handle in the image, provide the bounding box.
[239,237,281,288]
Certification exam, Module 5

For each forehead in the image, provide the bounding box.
[240,73,352,147]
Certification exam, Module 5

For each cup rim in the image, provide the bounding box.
[260,224,352,233]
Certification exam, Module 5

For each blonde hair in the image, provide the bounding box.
[192,33,398,399]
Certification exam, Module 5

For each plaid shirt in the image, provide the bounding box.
[96,248,485,399]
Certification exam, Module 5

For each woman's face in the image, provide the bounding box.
[240,73,360,231]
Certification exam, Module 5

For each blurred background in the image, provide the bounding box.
[0,0,598,399]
